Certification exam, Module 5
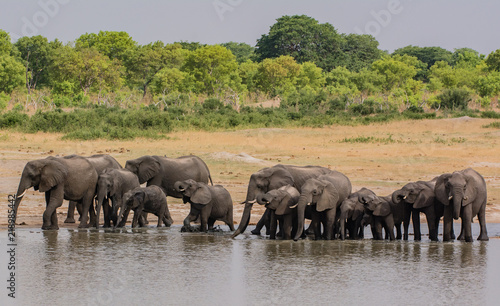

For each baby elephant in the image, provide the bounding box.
[174,179,234,232]
[118,186,173,228]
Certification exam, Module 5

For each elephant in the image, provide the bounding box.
[231,164,332,238]
[64,154,122,224]
[391,179,443,241]
[435,168,488,242]
[292,171,352,241]
[125,155,213,198]
[256,185,300,240]
[361,190,404,241]
[95,168,140,228]
[13,155,98,230]
[117,186,173,228]
[339,190,369,240]
[174,179,234,232]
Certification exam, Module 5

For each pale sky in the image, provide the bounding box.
[0,0,498,55]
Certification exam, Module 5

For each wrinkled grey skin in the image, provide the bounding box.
[64,154,122,224]
[232,164,332,238]
[256,185,300,240]
[392,178,443,241]
[95,168,140,228]
[361,190,404,241]
[339,190,369,240]
[125,155,212,197]
[13,156,98,230]
[294,172,352,241]
[435,168,488,242]
[118,186,173,228]
[175,179,234,232]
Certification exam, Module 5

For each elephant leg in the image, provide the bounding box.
[462,205,473,242]
[394,222,402,240]
[374,221,383,240]
[64,201,77,223]
[43,188,63,230]
[76,202,83,221]
[384,217,395,241]
[132,209,141,228]
[182,211,199,231]
[425,210,438,242]
[477,203,489,241]
[324,210,337,240]
[158,206,166,227]
[118,208,131,227]
[207,217,216,231]
[78,193,95,228]
[443,206,454,242]
[103,199,111,228]
[281,215,292,240]
[252,209,269,235]
[412,210,421,241]
[403,206,411,240]
[311,211,322,240]
[225,212,235,231]
[269,212,278,239]
[457,220,465,241]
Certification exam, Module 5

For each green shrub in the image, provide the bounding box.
[0,92,10,110]
[481,110,500,119]
[0,111,29,128]
[435,88,471,110]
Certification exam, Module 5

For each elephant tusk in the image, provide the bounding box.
[247,199,256,204]
[448,195,453,200]
[289,203,298,209]
[403,196,407,200]
[306,202,312,206]
[464,196,468,201]
[17,190,27,198]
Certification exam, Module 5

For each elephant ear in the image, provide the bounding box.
[317,181,339,212]
[268,167,294,190]
[463,177,477,206]
[435,173,452,205]
[133,190,146,209]
[352,203,364,220]
[39,160,68,192]
[413,186,434,209]
[276,192,293,215]
[373,201,391,217]
[191,183,212,205]
[137,157,161,184]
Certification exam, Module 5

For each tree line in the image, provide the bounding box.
[1,15,499,138]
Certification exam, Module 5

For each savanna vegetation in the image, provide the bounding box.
[1,15,499,139]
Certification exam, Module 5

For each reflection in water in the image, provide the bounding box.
[10,226,499,305]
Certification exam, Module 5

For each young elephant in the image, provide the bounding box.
[118,186,173,228]
[256,185,300,240]
[339,189,371,240]
[174,179,234,232]
[362,191,404,241]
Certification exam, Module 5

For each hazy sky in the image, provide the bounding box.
[1,0,498,54]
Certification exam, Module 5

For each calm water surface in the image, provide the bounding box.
[2,224,500,305]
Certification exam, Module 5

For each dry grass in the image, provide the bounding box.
[1,117,500,227]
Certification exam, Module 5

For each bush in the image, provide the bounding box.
[0,92,10,110]
[481,110,500,119]
[435,88,471,110]
[0,111,29,128]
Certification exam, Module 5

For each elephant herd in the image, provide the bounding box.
[12,154,489,242]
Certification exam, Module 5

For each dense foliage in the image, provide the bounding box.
[0,15,499,140]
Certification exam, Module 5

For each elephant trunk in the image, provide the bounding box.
[452,189,463,220]
[12,176,33,223]
[392,190,407,204]
[339,209,348,240]
[231,181,258,238]
[95,186,107,228]
[293,194,311,241]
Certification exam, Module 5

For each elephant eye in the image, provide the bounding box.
[312,190,318,195]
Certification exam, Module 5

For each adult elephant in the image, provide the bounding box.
[391,179,442,241]
[435,168,488,242]
[125,155,213,198]
[256,185,300,240]
[64,154,122,224]
[13,155,98,229]
[95,168,140,228]
[231,164,332,238]
[292,172,352,241]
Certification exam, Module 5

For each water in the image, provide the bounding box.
[2,224,500,305]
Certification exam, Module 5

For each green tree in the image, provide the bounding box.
[76,31,137,62]
[255,15,343,71]
[151,67,191,95]
[220,42,255,63]
[0,55,25,94]
[51,46,122,95]
[126,42,185,97]
[238,60,259,93]
[392,45,452,68]
[371,55,419,91]
[296,62,325,90]
[341,34,383,72]
[255,55,301,97]
[182,45,240,97]
[14,35,54,93]
[0,29,12,55]
[485,49,500,72]
[176,41,205,51]
[451,48,483,68]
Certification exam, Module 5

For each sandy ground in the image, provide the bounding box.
[1,116,500,228]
